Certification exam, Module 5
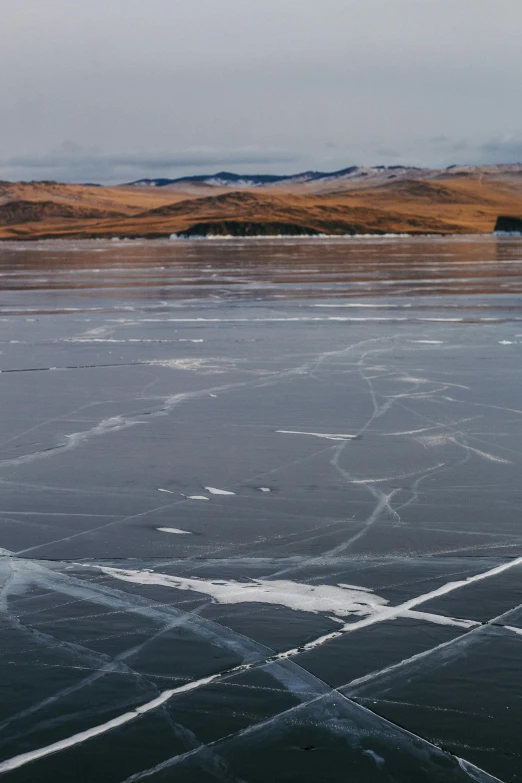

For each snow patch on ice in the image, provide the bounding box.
[97,568,388,618]
[157,527,192,535]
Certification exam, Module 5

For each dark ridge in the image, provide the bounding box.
[129,172,293,187]
[0,200,123,226]
[127,178,183,188]
[138,190,273,218]
[375,179,490,204]
[293,166,360,181]
[495,216,522,233]
[177,221,322,237]
[126,166,361,188]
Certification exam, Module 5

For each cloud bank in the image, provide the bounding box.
[1,0,522,182]
[2,145,303,183]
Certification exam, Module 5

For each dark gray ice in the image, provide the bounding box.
[1,236,522,782]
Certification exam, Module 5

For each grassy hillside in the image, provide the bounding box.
[2,167,522,240]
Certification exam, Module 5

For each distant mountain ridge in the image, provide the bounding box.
[128,166,384,188]
[125,163,522,191]
[2,163,522,239]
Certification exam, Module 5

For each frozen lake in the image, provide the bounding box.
[1,236,522,782]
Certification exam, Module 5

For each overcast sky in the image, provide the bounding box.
[1,0,522,183]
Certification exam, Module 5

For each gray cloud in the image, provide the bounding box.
[1,1,522,182]
[479,137,522,162]
[2,145,303,183]
[369,134,522,170]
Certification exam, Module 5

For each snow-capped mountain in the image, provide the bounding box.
[125,164,487,189]
[126,167,365,188]
[128,171,291,188]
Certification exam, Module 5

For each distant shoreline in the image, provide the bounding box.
[2,165,522,240]
[2,232,521,245]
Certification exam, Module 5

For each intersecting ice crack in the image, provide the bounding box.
[2,337,391,558]
[115,693,505,783]
[0,552,329,774]
[0,337,380,476]
[0,547,519,778]
[343,603,522,697]
[0,336,520,779]
[269,351,463,572]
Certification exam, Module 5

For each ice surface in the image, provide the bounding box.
[1,236,522,781]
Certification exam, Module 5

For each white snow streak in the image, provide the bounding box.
[156,528,193,535]
[276,430,357,441]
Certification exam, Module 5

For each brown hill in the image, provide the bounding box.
[368,179,495,205]
[0,180,189,214]
[108,189,463,236]
[0,200,124,226]
[1,165,522,239]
